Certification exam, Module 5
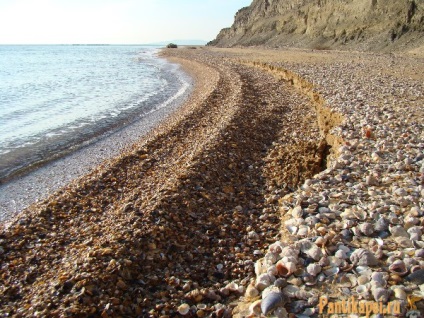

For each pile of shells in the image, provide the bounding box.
[230,49,424,317]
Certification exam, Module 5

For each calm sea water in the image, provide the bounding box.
[0,45,189,181]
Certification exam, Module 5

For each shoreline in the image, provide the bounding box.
[1,47,423,317]
[0,58,193,222]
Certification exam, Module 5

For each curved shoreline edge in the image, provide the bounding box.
[0,57,193,222]
[0,47,423,317]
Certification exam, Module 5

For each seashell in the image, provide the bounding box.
[314,236,326,247]
[408,226,422,241]
[280,246,300,259]
[323,266,339,277]
[255,259,266,276]
[350,248,378,266]
[297,226,309,237]
[411,265,422,274]
[291,206,304,218]
[225,282,240,292]
[355,266,373,277]
[353,208,367,221]
[338,274,355,288]
[249,299,262,316]
[389,225,409,238]
[261,292,285,315]
[245,282,259,299]
[264,252,278,265]
[255,273,272,291]
[404,257,418,269]
[359,222,374,236]
[282,285,300,298]
[267,264,278,277]
[374,217,389,231]
[274,278,287,288]
[372,287,391,302]
[356,285,370,298]
[357,275,370,285]
[276,260,296,277]
[299,241,323,261]
[392,287,407,300]
[303,273,318,286]
[389,260,408,276]
[405,268,424,285]
[306,263,322,276]
[178,303,190,315]
[335,249,348,259]
[415,249,424,258]
[318,256,330,267]
[369,245,384,259]
[396,237,414,248]
[371,272,387,287]
[269,241,284,254]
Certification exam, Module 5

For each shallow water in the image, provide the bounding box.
[0,45,189,181]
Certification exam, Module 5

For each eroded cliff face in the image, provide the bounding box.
[209,0,424,52]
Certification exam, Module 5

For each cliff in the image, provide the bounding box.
[208,0,424,52]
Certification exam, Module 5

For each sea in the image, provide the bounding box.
[0,45,190,182]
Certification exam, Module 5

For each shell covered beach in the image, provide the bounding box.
[1,47,424,317]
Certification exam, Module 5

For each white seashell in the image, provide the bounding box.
[267,264,278,277]
[356,285,370,298]
[269,241,284,254]
[359,222,374,236]
[291,206,304,218]
[335,249,348,259]
[264,252,279,265]
[255,273,272,291]
[389,260,408,276]
[353,208,367,221]
[415,249,424,258]
[287,225,298,235]
[371,287,391,302]
[299,241,323,261]
[389,225,409,238]
[392,287,407,300]
[280,246,299,259]
[276,260,296,277]
[282,285,300,298]
[395,236,414,248]
[323,266,339,277]
[355,266,373,277]
[375,237,384,246]
[408,226,422,241]
[297,226,309,237]
[404,257,418,269]
[350,249,378,266]
[255,259,267,276]
[178,303,190,315]
[306,263,322,276]
[329,256,343,267]
[371,272,387,287]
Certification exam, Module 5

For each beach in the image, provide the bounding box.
[1,47,423,317]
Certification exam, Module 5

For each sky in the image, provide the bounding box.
[0,0,252,44]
